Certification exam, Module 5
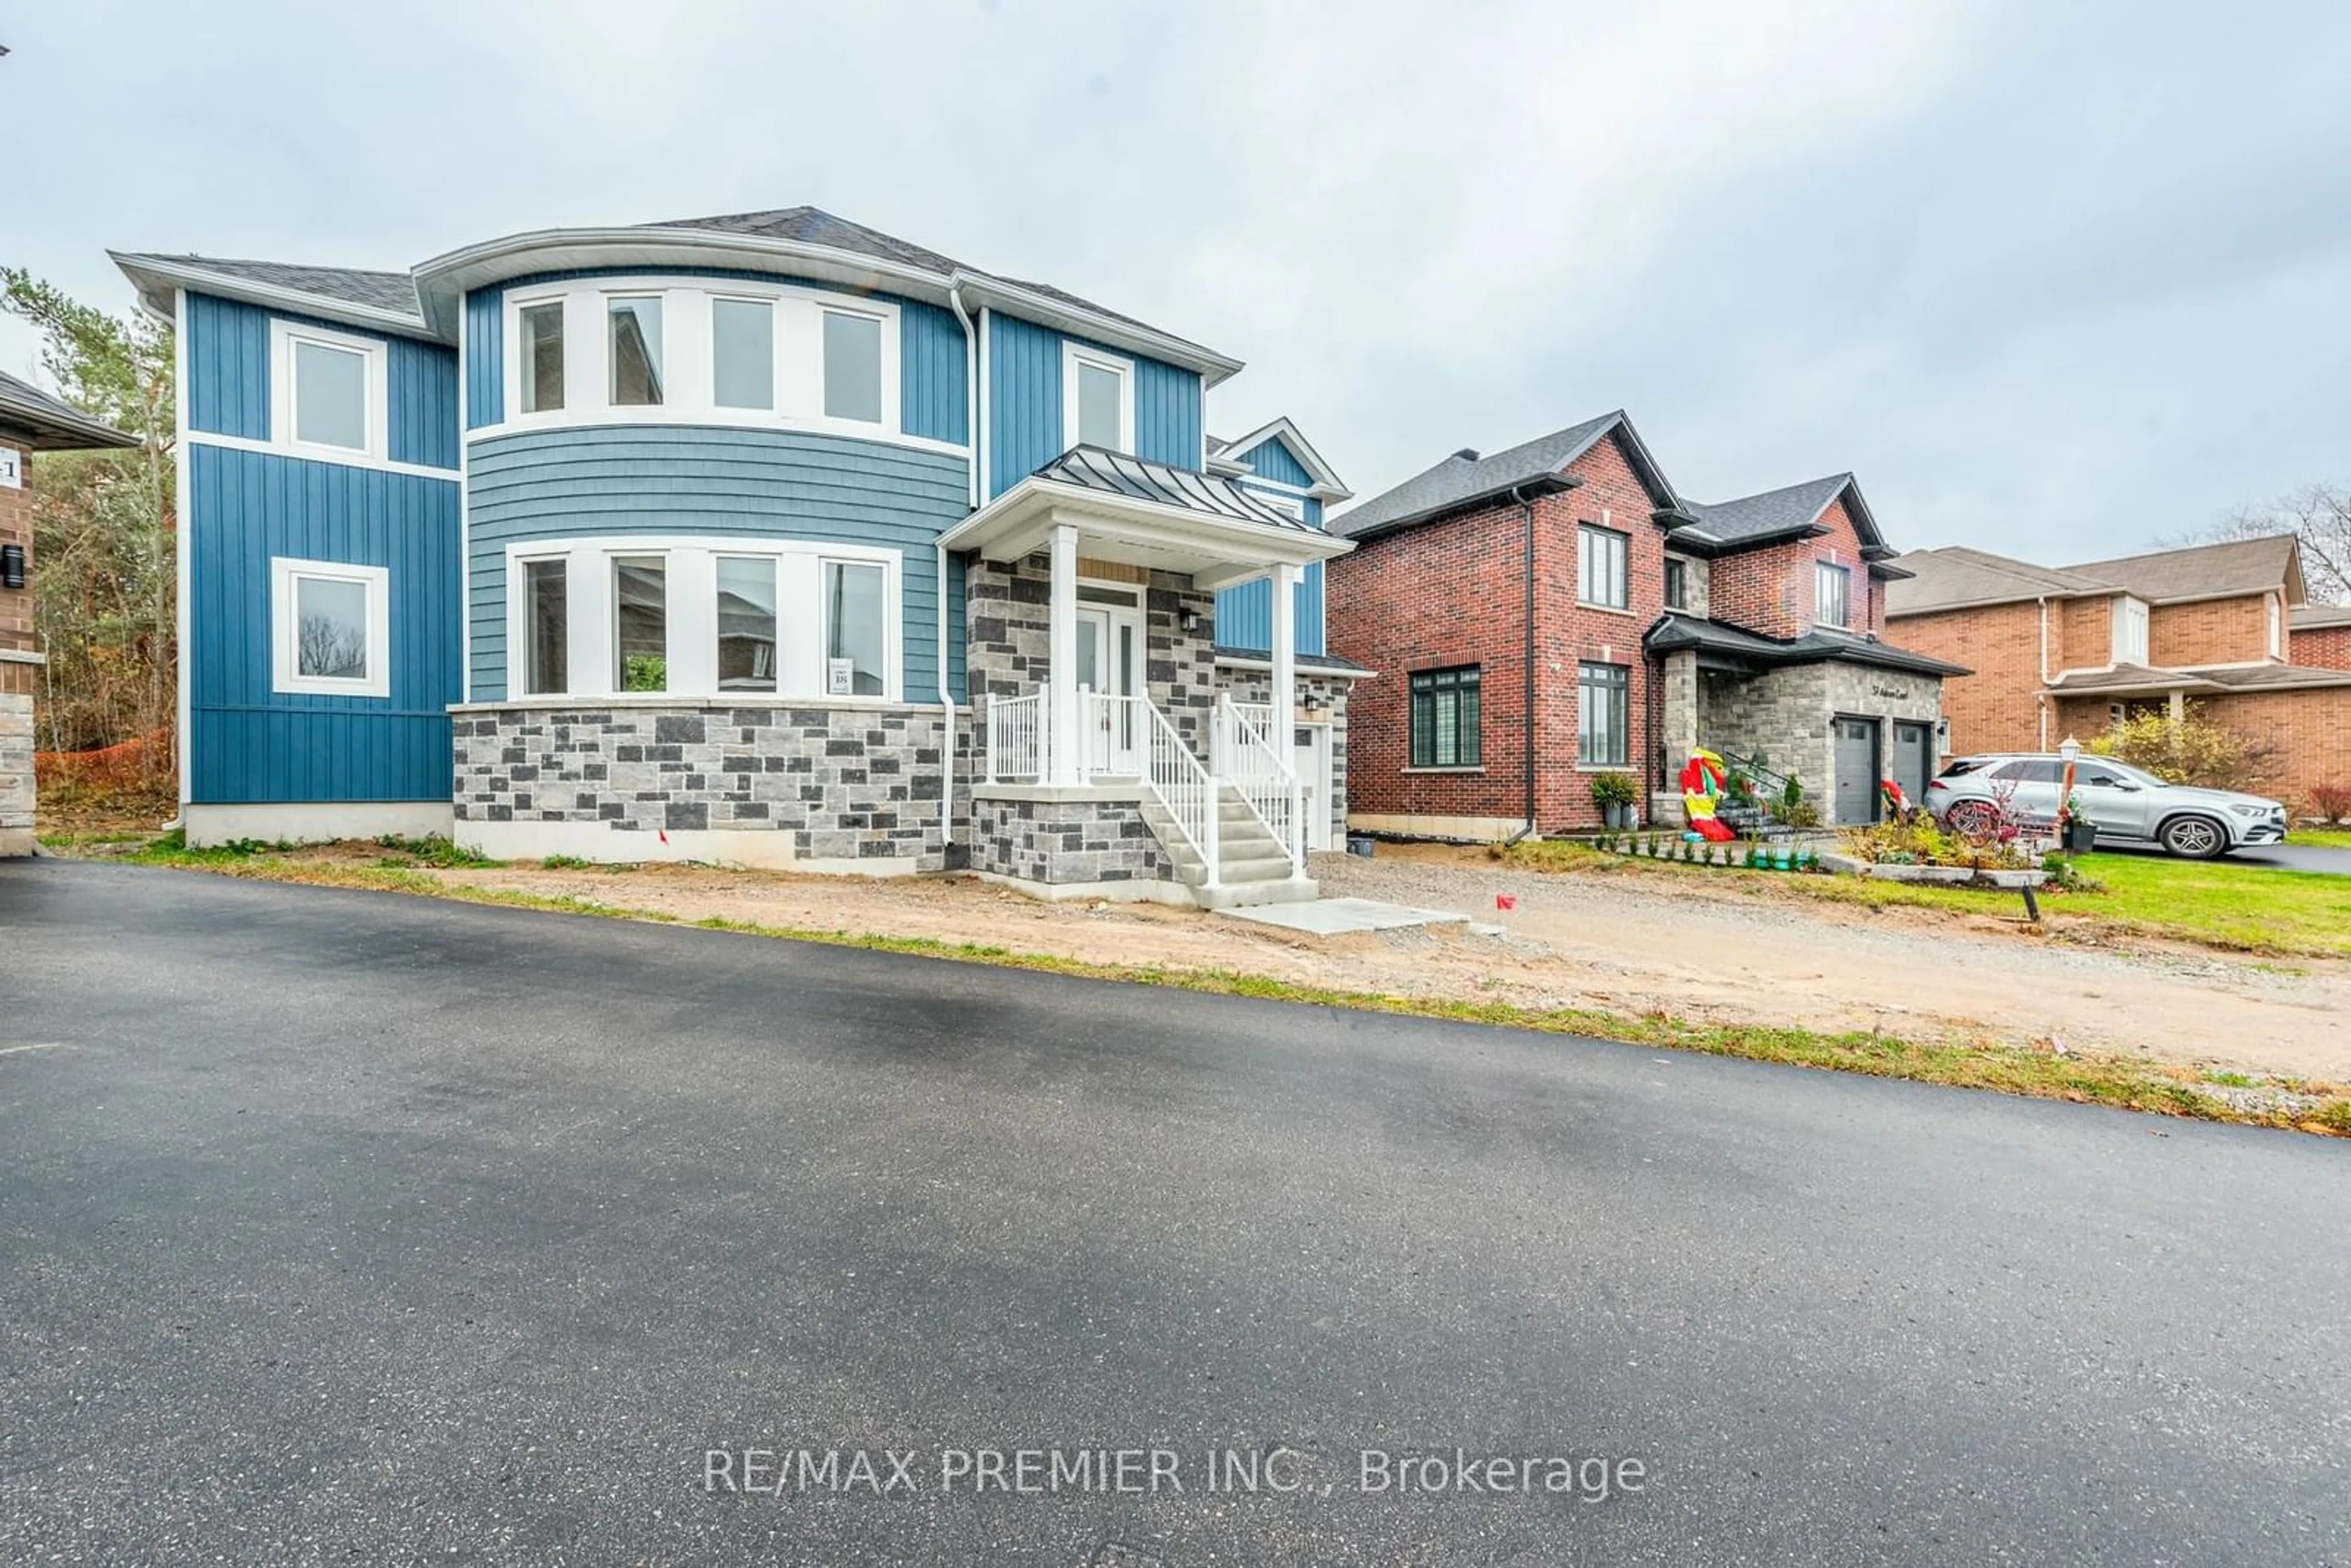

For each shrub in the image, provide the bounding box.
[541,853,593,870]
[2087,703,2277,792]
[2306,782,2351,825]
[1842,814,2037,871]
[1588,771,1639,811]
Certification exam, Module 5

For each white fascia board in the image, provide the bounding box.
[939,476,1354,569]
[1213,415,1353,500]
[108,253,435,341]
[949,277,1244,388]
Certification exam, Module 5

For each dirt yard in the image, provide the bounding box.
[380,842,2351,1086]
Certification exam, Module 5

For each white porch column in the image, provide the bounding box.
[1048,522,1080,786]
[1269,563,1303,874]
[1269,563,1299,735]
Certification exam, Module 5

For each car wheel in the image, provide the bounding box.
[1946,800,2000,840]
[2159,815,2227,860]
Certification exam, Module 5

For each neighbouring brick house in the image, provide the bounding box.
[0,373,139,856]
[2294,602,2351,671]
[1886,535,2351,811]
[1325,410,1963,836]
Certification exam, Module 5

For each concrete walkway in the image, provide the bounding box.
[1220,895,1472,936]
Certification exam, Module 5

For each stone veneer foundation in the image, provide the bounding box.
[451,699,968,871]
[965,786,1182,902]
[0,691,32,858]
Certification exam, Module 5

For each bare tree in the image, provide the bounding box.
[2178,483,2351,604]
[298,613,367,680]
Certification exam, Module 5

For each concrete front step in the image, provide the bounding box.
[1139,796,1316,908]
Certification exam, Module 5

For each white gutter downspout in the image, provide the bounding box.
[939,285,982,854]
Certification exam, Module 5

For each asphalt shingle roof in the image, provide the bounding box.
[0,371,138,449]
[646,206,966,275]
[1035,446,1317,533]
[2293,602,2351,629]
[1329,411,1629,539]
[1679,474,1853,547]
[1890,535,2303,615]
[1643,611,1969,678]
[2064,535,2301,604]
[111,253,422,320]
[1886,547,2114,615]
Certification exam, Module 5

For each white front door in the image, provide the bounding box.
[1075,604,1142,775]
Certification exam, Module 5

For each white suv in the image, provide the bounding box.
[1924,754,2288,859]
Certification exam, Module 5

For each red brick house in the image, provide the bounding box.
[0,372,138,856]
[1325,410,1962,836]
[1887,535,2351,811]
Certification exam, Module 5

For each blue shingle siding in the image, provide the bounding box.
[186,443,462,803]
[458,270,966,444]
[182,291,458,469]
[1231,435,1313,489]
[985,312,1204,498]
[464,426,969,702]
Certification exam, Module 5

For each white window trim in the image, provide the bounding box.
[1063,342,1136,455]
[708,293,779,413]
[1577,523,1629,610]
[491,276,943,454]
[503,535,902,703]
[269,319,390,463]
[819,302,893,427]
[2112,594,2150,666]
[271,556,391,699]
[1815,560,1852,628]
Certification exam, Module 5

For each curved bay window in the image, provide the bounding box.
[509,539,899,703]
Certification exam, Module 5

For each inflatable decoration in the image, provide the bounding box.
[1679,748,1738,842]
[1879,776,1908,819]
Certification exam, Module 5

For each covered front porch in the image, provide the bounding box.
[942,448,1352,906]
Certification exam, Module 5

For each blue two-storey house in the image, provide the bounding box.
[115,208,1365,906]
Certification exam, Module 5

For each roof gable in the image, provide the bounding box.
[1330,410,1674,541]
[2060,533,2301,606]
[1212,416,1352,499]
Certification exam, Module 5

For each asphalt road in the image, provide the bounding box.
[2,861,2345,1567]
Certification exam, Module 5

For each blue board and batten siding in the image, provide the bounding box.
[465,427,968,703]
[985,313,1202,499]
[461,272,967,444]
[184,292,459,468]
[1213,434,1327,657]
[182,292,462,805]
[186,446,462,803]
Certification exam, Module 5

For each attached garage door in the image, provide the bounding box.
[1832,717,1880,825]
[1892,721,1933,808]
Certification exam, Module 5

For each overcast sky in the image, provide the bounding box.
[6,0,2346,561]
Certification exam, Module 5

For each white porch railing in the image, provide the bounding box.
[1077,689,1147,784]
[1215,693,1305,879]
[1141,698,1218,887]
[983,686,1046,783]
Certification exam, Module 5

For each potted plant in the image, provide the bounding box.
[1590,771,1639,830]
[2059,792,2098,853]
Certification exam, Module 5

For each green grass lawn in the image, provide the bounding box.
[2056,851,2351,956]
[2290,827,2351,849]
[1505,838,2351,958]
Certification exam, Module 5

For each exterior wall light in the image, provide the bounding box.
[1,544,24,590]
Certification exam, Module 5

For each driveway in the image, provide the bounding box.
[2236,841,2351,874]
[3,860,2346,1566]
